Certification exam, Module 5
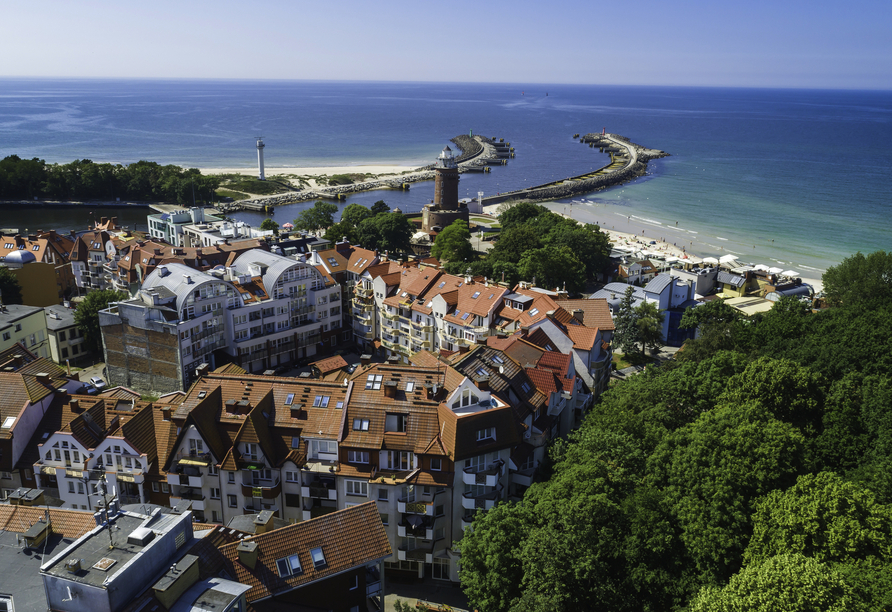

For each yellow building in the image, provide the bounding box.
[4,256,60,307]
[0,304,50,359]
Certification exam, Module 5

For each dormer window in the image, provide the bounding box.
[385,413,407,433]
[521,382,531,393]
[477,427,495,441]
[352,418,370,431]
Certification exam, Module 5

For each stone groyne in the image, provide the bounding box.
[480,133,668,207]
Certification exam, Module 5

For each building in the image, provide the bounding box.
[0,303,50,359]
[421,147,469,233]
[2,252,61,306]
[1,231,76,303]
[147,207,223,246]
[70,229,113,294]
[45,304,87,365]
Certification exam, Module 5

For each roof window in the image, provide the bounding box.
[529,308,539,316]
[310,547,327,569]
[521,382,531,393]
[353,418,370,431]
[2,416,14,428]
[313,395,330,408]
[461,312,470,320]
[285,393,295,405]
[405,381,415,393]
[438,281,446,288]
[365,374,383,390]
[276,554,303,577]
[471,291,480,299]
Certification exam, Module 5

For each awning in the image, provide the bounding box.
[65,470,83,478]
[117,473,136,483]
[41,465,56,475]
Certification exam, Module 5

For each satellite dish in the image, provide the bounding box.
[499,365,504,374]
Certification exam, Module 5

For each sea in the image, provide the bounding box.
[1,78,890,275]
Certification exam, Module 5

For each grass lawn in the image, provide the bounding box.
[612,351,658,370]
[216,188,249,201]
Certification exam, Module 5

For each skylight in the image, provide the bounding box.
[492,355,504,364]
[529,308,539,316]
[313,395,330,408]
[471,291,480,299]
[438,281,446,288]
[365,374,383,390]
[405,381,415,393]
[2,416,14,428]
[285,393,295,405]
[311,547,327,569]
[276,554,303,577]
[461,312,471,320]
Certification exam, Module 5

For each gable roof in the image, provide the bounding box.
[216,501,391,602]
[554,298,615,332]
[0,505,96,539]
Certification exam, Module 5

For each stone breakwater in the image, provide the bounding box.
[224,135,501,212]
[480,133,669,207]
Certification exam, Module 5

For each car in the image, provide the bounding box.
[90,376,107,391]
[82,383,98,395]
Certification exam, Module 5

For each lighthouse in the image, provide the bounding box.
[421,145,469,232]
[256,136,266,180]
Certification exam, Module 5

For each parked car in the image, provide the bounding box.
[90,376,107,391]
[82,383,98,395]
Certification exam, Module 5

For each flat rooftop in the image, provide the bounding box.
[41,512,173,587]
[0,531,74,612]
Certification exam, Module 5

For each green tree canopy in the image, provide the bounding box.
[544,222,611,278]
[430,219,475,263]
[322,221,359,245]
[370,199,390,215]
[75,290,128,354]
[689,554,859,612]
[635,300,665,354]
[497,202,549,232]
[517,245,586,294]
[745,471,892,566]
[356,212,414,253]
[293,200,338,233]
[822,250,892,308]
[614,286,640,355]
[0,267,23,305]
[339,202,373,228]
[488,225,542,264]
[259,218,279,236]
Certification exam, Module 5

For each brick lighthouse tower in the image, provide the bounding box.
[422,146,469,232]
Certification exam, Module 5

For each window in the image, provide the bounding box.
[209,464,218,476]
[521,382,531,393]
[346,480,368,496]
[477,427,495,441]
[310,547,327,569]
[162,483,169,493]
[285,393,295,405]
[59,331,66,342]
[152,482,159,492]
[430,457,442,471]
[228,472,235,483]
[291,437,300,449]
[352,418,370,431]
[276,554,303,578]
[68,481,75,493]
[228,494,237,508]
[385,413,407,433]
[1,417,14,429]
[405,381,415,393]
[77,482,84,494]
[313,395,330,408]
[210,488,220,499]
[61,348,69,359]
[378,488,389,501]
[348,450,369,464]
[1,332,8,341]
[310,439,337,457]
[379,512,389,526]
[365,374,383,390]
[285,471,299,482]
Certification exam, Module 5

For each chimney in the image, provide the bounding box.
[253,510,275,535]
[289,404,304,419]
[237,540,259,569]
[383,380,398,398]
[572,308,584,322]
[225,399,238,414]
[160,406,171,421]
[195,363,210,378]
[36,372,51,384]
[476,376,490,391]
[12,354,23,368]
[545,310,555,320]
[360,354,371,367]
[237,400,251,415]
[100,217,107,226]
[458,344,469,355]
[386,356,400,365]
[70,398,82,413]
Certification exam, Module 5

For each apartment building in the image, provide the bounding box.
[45,304,87,364]
[0,303,50,359]
[1,231,76,302]
[70,229,113,293]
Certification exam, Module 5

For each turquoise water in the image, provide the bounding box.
[1,79,889,272]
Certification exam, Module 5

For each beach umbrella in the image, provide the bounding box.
[719,254,738,264]
[781,270,799,277]
[282,222,294,229]
[703,257,719,265]
[768,267,784,274]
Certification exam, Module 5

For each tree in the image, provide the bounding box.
[689,554,859,612]
[75,289,128,354]
[356,212,413,253]
[259,218,279,236]
[614,286,640,355]
[745,471,892,567]
[293,200,338,233]
[822,251,892,308]
[635,300,665,354]
[648,402,805,584]
[517,245,586,294]
[545,223,611,278]
[497,202,549,232]
[370,199,390,215]
[431,219,475,263]
[339,202,372,228]
[488,225,542,264]
[0,267,23,305]
[679,298,741,331]
[322,221,359,245]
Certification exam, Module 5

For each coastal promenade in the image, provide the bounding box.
[479,133,668,206]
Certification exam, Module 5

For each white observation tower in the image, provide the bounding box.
[255,136,266,180]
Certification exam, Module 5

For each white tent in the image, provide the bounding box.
[768,267,784,274]
[702,257,719,265]
[719,254,739,264]
[754,264,770,271]
[781,270,799,277]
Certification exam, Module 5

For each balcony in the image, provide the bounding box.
[510,466,536,488]
[302,500,337,521]
[397,498,434,516]
[167,473,203,488]
[366,566,382,597]
[397,516,433,540]
[243,500,278,514]
[301,481,337,500]
[411,321,433,332]
[241,478,282,500]
[461,487,502,511]
[462,460,503,487]
[382,310,399,321]
[354,285,373,298]
[461,513,475,531]
[170,487,205,511]
[397,541,435,564]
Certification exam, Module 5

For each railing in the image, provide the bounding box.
[240,478,282,499]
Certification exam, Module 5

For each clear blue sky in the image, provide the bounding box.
[2,0,890,89]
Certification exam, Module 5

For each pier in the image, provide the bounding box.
[480,133,668,206]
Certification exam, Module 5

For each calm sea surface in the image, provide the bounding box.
[1,78,890,273]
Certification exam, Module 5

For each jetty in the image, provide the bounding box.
[480,133,669,206]
[221,134,505,212]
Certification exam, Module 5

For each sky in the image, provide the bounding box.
[2,0,890,89]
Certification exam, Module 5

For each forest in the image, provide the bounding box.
[458,251,892,612]
[0,155,220,204]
